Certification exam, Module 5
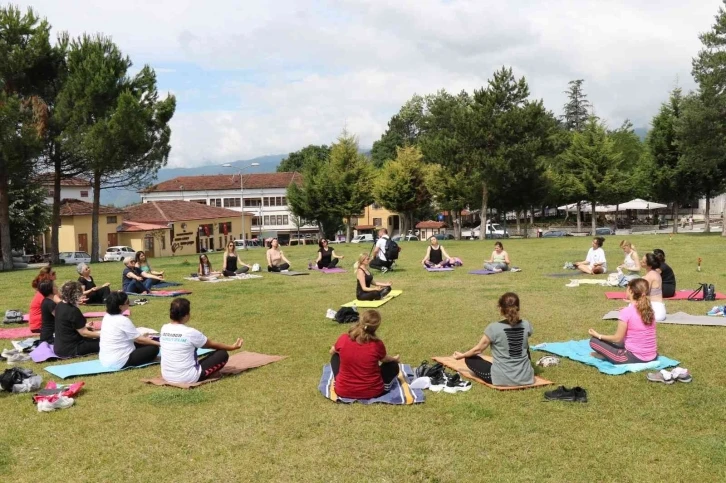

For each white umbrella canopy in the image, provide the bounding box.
[558,202,616,213]
[616,198,667,210]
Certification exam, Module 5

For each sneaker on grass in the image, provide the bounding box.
[37,395,75,412]
[443,373,472,394]
[544,386,588,402]
[707,306,724,316]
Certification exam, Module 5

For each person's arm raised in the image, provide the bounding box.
[588,321,627,344]
[453,334,491,359]
[203,337,244,351]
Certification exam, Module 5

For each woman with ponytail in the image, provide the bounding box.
[589,278,658,364]
[617,240,641,278]
[453,292,535,387]
[642,253,666,322]
[328,310,400,399]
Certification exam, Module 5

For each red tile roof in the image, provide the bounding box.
[118,221,170,233]
[36,174,92,187]
[123,200,254,224]
[141,172,302,193]
[59,199,125,217]
[415,221,447,229]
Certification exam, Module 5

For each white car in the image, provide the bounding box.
[104,246,137,262]
[462,222,508,239]
[59,251,92,264]
[351,234,374,243]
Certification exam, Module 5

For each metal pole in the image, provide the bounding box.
[240,172,247,250]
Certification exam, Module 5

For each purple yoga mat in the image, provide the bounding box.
[0,327,34,339]
[468,269,499,275]
[30,341,69,363]
[426,267,454,272]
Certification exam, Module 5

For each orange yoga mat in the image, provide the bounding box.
[432,355,553,391]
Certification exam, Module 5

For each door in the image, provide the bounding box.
[78,234,88,253]
[107,233,118,248]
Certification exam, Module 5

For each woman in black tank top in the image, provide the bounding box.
[356,253,392,301]
[316,239,344,269]
[222,242,251,277]
[422,237,454,268]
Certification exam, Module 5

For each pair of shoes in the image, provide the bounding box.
[37,395,75,412]
[3,351,31,364]
[707,306,724,316]
[646,367,692,384]
[536,356,560,367]
[380,267,388,274]
[443,372,472,393]
[563,262,575,270]
[133,298,148,305]
[544,386,588,402]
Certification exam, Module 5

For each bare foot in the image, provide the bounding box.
[590,352,606,360]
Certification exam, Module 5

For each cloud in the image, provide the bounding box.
[16,0,725,167]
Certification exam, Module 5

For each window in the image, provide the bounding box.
[144,235,154,251]
[276,215,283,225]
[264,215,270,225]
[263,196,287,207]
[106,216,117,224]
[46,189,54,197]
[282,196,287,206]
[373,218,382,227]
[218,222,232,235]
[252,216,261,226]
[80,190,89,198]
[223,198,241,208]
[191,199,207,205]
[198,224,213,237]
[264,198,270,207]
[283,215,288,225]
[209,198,222,207]
[244,198,261,208]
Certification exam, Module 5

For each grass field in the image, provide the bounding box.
[1,235,725,482]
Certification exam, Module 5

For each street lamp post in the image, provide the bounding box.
[222,162,260,250]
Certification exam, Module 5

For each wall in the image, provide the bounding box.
[165,215,248,256]
[353,204,401,235]
[43,186,93,205]
[57,213,123,255]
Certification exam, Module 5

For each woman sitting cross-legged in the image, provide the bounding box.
[160,298,244,384]
[136,251,165,286]
[315,238,344,269]
[122,257,151,294]
[616,240,641,282]
[38,280,57,344]
[653,248,676,298]
[588,278,657,364]
[29,266,60,334]
[356,253,392,301]
[453,292,535,387]
[266,238,292,272]
[422,236,454,268]
[54,281,101,358]
[329,309,400,399]
[222,242,251,277]
[574,237,607,274]
[198,254,222,278]
[77,263,111,304]
[99,291,160,369]
[642,252,666,322]
[483,242,510,272]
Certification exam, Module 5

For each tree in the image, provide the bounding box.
[562,79,591,132]
[373,146,432,236]
[558,117,630,233]
[287,156,344,239]
[56,34,176,262]
[370,95,425,168]
[0,6,53,270]
[689,1,726,235]
[9,177,50,251]
[277,144,330,173]
[608,119,648,199]
[646,88,695,233]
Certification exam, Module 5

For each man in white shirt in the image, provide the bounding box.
[369,228,393,273]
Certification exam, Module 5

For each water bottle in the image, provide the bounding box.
[308,260,313,270]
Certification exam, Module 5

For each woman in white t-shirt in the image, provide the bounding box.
[99,291,160,369]
[575,237,607,274]
[160,298,244,384]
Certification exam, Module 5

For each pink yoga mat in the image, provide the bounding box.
[22,309,129,322]
[605,290,726,301]
[0,327,34,339]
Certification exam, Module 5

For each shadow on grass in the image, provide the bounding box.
[137,390,212,406]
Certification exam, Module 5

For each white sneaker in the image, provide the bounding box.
[325,309,337,320]
[37,396,75,412]
[380,267,388,274]
[443,373,472,393]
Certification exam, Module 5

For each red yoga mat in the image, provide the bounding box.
[605,290,726,301]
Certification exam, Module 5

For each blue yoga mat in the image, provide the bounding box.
[44,348,214,379]
[532,340,679,375]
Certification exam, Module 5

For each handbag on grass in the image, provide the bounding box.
[688,283,715,301]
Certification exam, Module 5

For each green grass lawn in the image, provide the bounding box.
[1,235,725,482]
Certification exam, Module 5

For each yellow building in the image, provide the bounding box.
[121,200,254,257]
[351,203,401,235]
[56,199,126,255]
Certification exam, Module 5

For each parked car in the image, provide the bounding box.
[351,234,374,243]
[433,233,455,240]
[392,235,419,242]
[103,246,136,262]
[59,251,92,264]
[234,239,262,249]
[462,221,509,239]
[328,238,346,244]
[593,227,614,235]
[542,230,571,238]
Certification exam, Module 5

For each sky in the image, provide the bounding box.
[17,0,724,168]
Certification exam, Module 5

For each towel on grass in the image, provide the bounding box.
[566,279,611,287]
[141,351,286,389]
[341,290,403,308]
[125,290,192,297]
[318,363,424,405]
[426,267,454,272]
[432,355,553,390]
[44,349,214,379]
[531,340,679,375]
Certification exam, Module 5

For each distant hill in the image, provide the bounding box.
[634,127,648,141]
[100,154,285,207]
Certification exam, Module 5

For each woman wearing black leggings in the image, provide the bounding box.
[355,253,392,301]
[99,291,160,369]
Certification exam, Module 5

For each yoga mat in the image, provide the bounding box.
[141,351,286,389]
[566,279,611,287]
[605,290,726,301]
[44,349,214,379]
[546,273,581,278]
[274,271,308,276]
[152,281,182,289]
[21,309,128,323]
[318,363,424,405]
[603,310,726,327]
[313,267,347,274]
[426,267,454,272]
[432,355,553,391]
[341,290,403,308]
[126,290,192,297]
[30,342,69,363]
[531,340,679,375]
[184,275,263,282]
[468,269,499,275]
[0,327,34,339]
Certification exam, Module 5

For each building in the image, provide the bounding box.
[140,172,315,243]
[351,203,402,236]
[55,199,125,255]
[415,221,448,239]
[36,174,93,204]
[122,200,253,257]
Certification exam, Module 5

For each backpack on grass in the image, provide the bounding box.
[688,283,715,301]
